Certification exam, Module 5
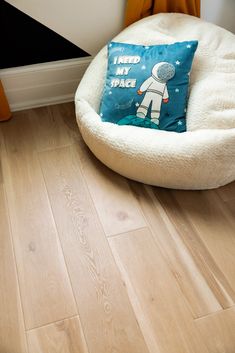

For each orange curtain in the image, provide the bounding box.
[124,0,200,27]
[0,80,11,121]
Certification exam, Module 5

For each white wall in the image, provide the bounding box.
[6,0,235,57]
[6,0,126,55]
[201,0,235,33]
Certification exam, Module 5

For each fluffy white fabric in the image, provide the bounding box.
[75,13,235,189]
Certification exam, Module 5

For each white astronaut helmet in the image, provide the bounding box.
[152,62,175,82]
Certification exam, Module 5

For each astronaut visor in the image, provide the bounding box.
[157,63,175,82]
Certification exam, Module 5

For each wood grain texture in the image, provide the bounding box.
[38,144,149,353]
[30,102,146,237]
[170,189,235,307]
[29,103,79,152]
[1,112,77,329]
[27,317,88,353]
[224,199,235,219]
[1,103,235,352]
[216,181,235,202]
[196,307,235,352]
[130,182,222,318]
[0,184,28,353]
[76,142,147,236]
[109,228,209,353]
[0,158,3,185]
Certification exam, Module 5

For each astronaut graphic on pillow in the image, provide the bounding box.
[137,62,175,125]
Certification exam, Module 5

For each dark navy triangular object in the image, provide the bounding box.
[0,1,90,69]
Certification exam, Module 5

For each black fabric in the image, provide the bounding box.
[0,1,90,69]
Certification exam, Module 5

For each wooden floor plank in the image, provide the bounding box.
[0,184,28,353]
[1,112,77,329]
[224,199,235,219]
[216,181,235,202]
[169,189,235,306]
[38,144,149,353]
[76,143,147,236]
[29,103,78,152]
[195,307,235,353]
[27,317,88,353]
[109,228,209,353]
[30,102,146,237]
[153,187,235,308]
[130,182,222,318]
[1,103,235,352]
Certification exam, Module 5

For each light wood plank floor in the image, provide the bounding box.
[0,102,235,353]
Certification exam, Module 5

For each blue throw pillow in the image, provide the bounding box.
[99,40,198,132]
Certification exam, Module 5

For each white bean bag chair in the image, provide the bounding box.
[75,13,235,190]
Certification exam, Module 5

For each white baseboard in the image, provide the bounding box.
[0,57,92,111]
